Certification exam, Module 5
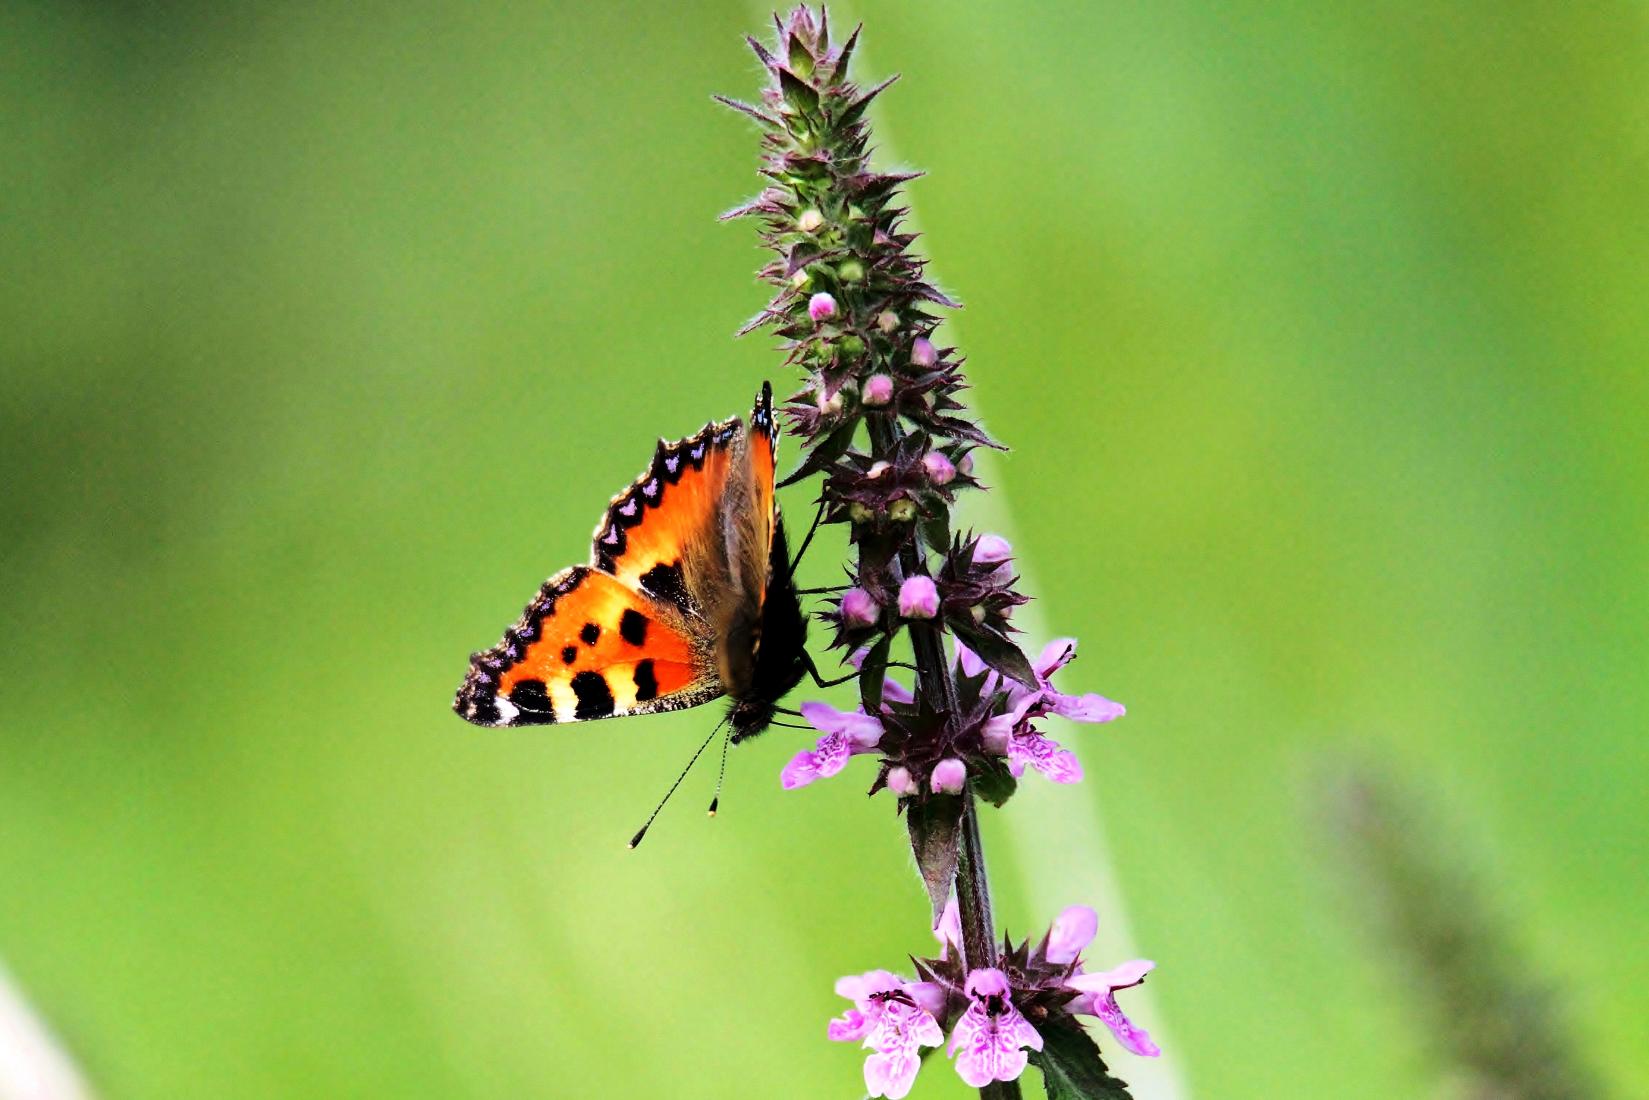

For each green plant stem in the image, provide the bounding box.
[868,412,1018,1100]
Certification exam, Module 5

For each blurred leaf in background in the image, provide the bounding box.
[2,2,1645,1098]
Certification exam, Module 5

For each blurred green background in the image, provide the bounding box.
[4,2,1646,1097]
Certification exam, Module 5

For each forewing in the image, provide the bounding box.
[455,566,720,727]
[592,415,744,616]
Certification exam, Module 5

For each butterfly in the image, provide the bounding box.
[453,382,815,748]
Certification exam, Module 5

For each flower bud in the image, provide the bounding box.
[817,389,844,416]
[839,334,866,358]
[888,498,917,523]
[865,460,891,480]
[931,758,967,794]
[921,450,956,485]
[862,374,894,407]
[790,268,812,290]
[797,208,824,233]
[848,502,874,524]
[898,575,939,619]
[911,336,937,368]
[837,259,866,283]
[876,310,899,334]
[839,586,879,628]
[981,717,1010,755]
[975,533,1013,564]
[957,450,975,476]
[886,766,917,797]
[808,291,838,322]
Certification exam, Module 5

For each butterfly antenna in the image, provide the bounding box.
[628,715,729,850]
[706,724,732,817]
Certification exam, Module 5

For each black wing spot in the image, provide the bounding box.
[580,622,601,646]
[638,561,693,614]
[570,670,615,719]
[619,608,649,646]
[561,645,578,665]
[508,680,557,725]
[633,659,659,702]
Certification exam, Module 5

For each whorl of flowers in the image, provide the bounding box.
[721,9,1151,1098]
[830,902,1157,1098]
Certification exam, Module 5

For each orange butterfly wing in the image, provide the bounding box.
[457,406,757,728]
[455,386,785,730]
[593,415,744,615]
[455,567,718,726]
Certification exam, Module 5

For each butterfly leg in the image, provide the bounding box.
[799,648,858,689]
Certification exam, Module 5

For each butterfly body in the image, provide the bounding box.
[454,383,807,743]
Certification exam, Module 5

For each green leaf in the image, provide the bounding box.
[950,620,1039,689]
[906,794,963,924]
[858,632,893,714]
[779,68,820,116]
[917,491,951,554]
[1031,1018,1135,1100]
[971,756,1018,808]
[779,417,857,488]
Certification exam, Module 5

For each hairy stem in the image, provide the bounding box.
[870,413,1014,1099]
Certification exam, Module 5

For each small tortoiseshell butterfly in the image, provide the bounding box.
[454,383,810,747]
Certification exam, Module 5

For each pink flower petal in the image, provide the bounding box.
[1051,691,1125,723]
[799,702,885,745]
[1046,905,1099,965]
[1091,991,1160,1057]
[829,1008,870,1042]
[933,898,962,959]
[1036,638,1078,678]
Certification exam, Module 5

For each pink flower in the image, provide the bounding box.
[808,291,838,321]
[830,970,946,1100]
[981,693,1084,783]
[840,586,880,628]
[911,336,937,368]
[947,968,1043,1088]
[1043,905,1162,1058]
[898,575,939,619]
[781,703,884,789]
[921,450,956,485]
[863,374,894,406]
[966,637,1124,785]
[930,758,967,794]
[1067,962,1160,1057]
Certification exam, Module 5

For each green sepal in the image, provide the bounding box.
[787,33,814,78]
[779,416,857,487]
[837,74,899,127]
[1030,1017,1135,1100]
[780,67,821,116]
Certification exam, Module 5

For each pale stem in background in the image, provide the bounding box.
[0,963,95,1100]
